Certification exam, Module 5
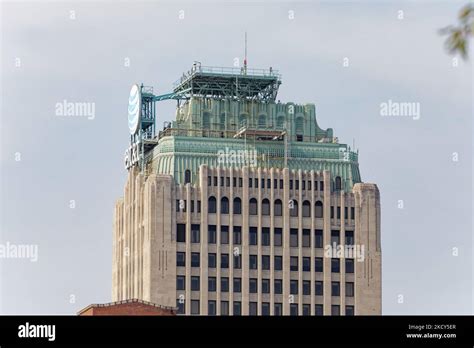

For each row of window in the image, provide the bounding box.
[177,224,354,247]
[207,176,342,192]
[177,276,354,297]
[177,301,354,316]
[177,252,355,273]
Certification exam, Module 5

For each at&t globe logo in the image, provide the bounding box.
[128,84,141,134]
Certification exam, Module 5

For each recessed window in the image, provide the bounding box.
[208,277,216,292]
[262,199,270,215]
[249,227,258,245]
[221,277,229,292]
[191,253,200,267]
[290,280,298,294]
[314,230,323,248]
[351,207,355,220]
[221,254,229,268]
[302,200,311,217]
[262,255,270,270]
[191,276,200,291]
[331,305,340,316]
[262,302,270,316]
[315,281,323,296]
[208,196,217,214]
[233,197,242,214]
[208,253,216,268]
[221,301,229,316]
[335,176,342,191]
[315,304,323,316]
[233,254,242,269]
[184,170,191,184]
[249,198,258,215]
[249,278,258,293]
[346,282,354,297]
[191,224,200,243]
[191,300,200,315]
[176,300,185,315]
[331,230,340,246]
[331,282,340,297]
[315,257,323,272]
[303,257,311,272]
[274,228,282,247]
[262,227,270,246]
[331,258,340,273]
[345,231,354,246]
[345,259,354,273]
[274,303,283,316]
[303,281,311,295]
[208,300,216,316]
[220,226,229,244]
[302,229,310,247]
[302,304,311,316]
[249,302,257,316]
[274,199,283,216]
[262,279,270,293]
[176,252,185,267]
[346,305,355,316]
[177,224,186,243]
[208,225,216,244]
[290,256,298,271]
[177,276,185,290]
[249,255,258,270]
[234,301,242,316]
[233,226,242,245]
[274,256,283,271]
[315,201,323,218]
[274,279,283,295]
[290,200,298,217]
[221,197,229,214]
[290,229,298,247]
[290,304,298,316]
[233,278,242,293]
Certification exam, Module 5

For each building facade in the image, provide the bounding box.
[112,64,381,316]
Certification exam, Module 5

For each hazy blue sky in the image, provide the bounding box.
[1,0,472,314]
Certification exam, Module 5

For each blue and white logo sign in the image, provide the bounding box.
[128,84,141,134]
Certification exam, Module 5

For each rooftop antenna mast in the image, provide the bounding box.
[244,32,248,75]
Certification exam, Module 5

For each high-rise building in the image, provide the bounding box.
[112,63,381,315]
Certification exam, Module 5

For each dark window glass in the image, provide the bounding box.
[320,181,324,191]
[274,228,282,247]
[191,224,200,243]
[221,254,229,268]
[290,280,298,294]
[249,227,258,245]
[208,225,216,244]
[303,257,311,272]
[335,176,342,191]
[295,180,299,190]
[213,176,217,186]
[303,280,311,295]
[176,300,185,314]
[274,256,283,271]
[239,178,243,187]
[184,170,191,184]
[351,207,355,220]
[330,206,334,219]
[176,252,185,267]
[274,303,283,316]
[177,224,186,243]
[315,257,323,272]
[233,254,242,269]
[290,304,298,316]
[221,301,229,316]
[191,276,200,291]
[346,282,354,297]
[315,201,323,218]
[226,177,230,187]
[234,301,242,315]
[233,278,242,293]
[233,177,236,187]
[331,230,340,246]
[262,279,270,293]
[249,302,257,316]
[249,279,258,293]
[267,179,271,189]
[345,259,354,273]
[221,277,229,292]
[279,179,283,189]
[233,226,242,244]
[274,279,283,294]
[261,178,265,188]
[191,300,200,315]
[315,230,323,248]
[345,207,348,220]
[332,305,340,316]
[249,198,258,215]
[302,201,311,217]
[220,226,229,244]
[331,258,340,273]
[262,255,270,270]
[262,228,270,246]
[345,231,354,246]
[274,199,283,216]
[221,197,229,214]
[208,300,216,315]
[315,304,323,316]
[308,181,311,190]
[208,196,217,214]
[208,253,216,268]
[191,253,200,267]
[262,199,270,215]
[346,306,355,316]
[249,178,252,188]
[315,281,323,296]
[249,255,258,270]
[332,282,340,296]
[207,176,211,186]
[302,304,310,316]
[254,178,258,188]
[262,302,270,316]
[290,256,298,271]
[233,198,242,214]
[197,200,201,213]
[208,277,216,292]
[177,276,185,290]
[290,229,298,247]
[302,229,310,247]
[220,177,224,186]
[314,181,318,191]
[337,206,341,219]
[290,200,298,217]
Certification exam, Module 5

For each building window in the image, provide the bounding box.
[262,279,270,293]
[345,231,354,246]
[315,201,323,218]
[249,279,258,293]
[208,253,216,268]
[274,228,282,247]
[290,256,298,271]
[249,255,258,270]
[314,181,318,191]
[208,277,216,292]
[330,206,334,219]
[249,178,253,188]
[302,180,305,190]
[346,259,354,273]
[315,281,323,296]
[208,196,217,214]
[262,228,270,246]
[331,305,340,316]
[177,300,185,315]
[262,255,270,270]
[331,282,340,296]
[331,258,340,273]
[233,226,242,245]
[320,181,324,191]
[177,252,185,267]
[314,230,323,248]
[221,301,229,316]
[177,224,186,243]
[191,224,200,243]
[191,253,200,267]
[233,254,242,269]
[221,226,229,244]
[208,300,216,316]
[274,256,283,271]
[191,276,200,291]
[254,178,258,188]
[346,282,354,297]
[191,200,194,213]
[184,170,191,184]
[191,300,200,315]
[213,176,218,186]
[221,254,229,268]
[290,200,298,217]
[233,177,236,187]
[346,305,355,316]
[274,303,283,316]
[335,176,342,191]
[208,225,216,244]
[221,277,229,292]
[226,177,230,187]
[177,276,185,290]
[302,304,311,316]
[249,302,257,316]
[274,279,283,294]
[274,199,283,216]
[262,302,270,316]
[315,304,323,316]
[290,280,298,294]
[233,197,242,214]
[262,199,270,215]
[279,179,283,189]
[302,229,310,247]
[207,176,211,186]
[315,257,323,272]
[337,206,341,219]
[331,230,340,246]
[220,177,224,186]
[221,197,229,214]
[233,278,242,293]
[351,207,355,220]
[302,200,311,217]
[290,304,298,316]
[239,178,243,187]
[261,178,265,189]
[234,302,242,316]
[308,181,311,190]
[344,207,348,220]
[249,227,258,245]
[267,178,271,189]
[303,280,311,295]
[290,229,298,247]
[249,198,258,215]
[303,257,311,272]
[197,200,201,213]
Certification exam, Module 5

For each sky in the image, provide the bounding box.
[0,0,472,314]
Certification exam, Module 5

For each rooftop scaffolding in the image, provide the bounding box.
[173,62,282,101]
